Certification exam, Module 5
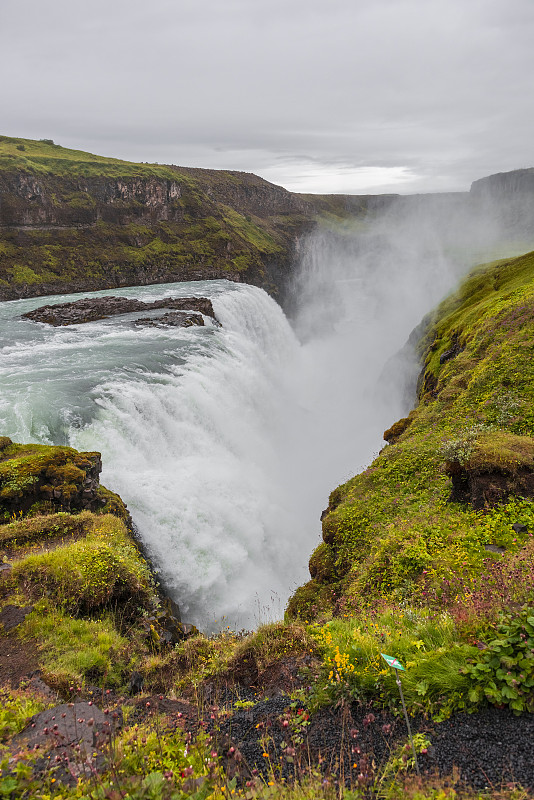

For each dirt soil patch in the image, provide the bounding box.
[0,630,40,687]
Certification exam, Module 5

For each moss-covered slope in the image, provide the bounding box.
[289,249,534,620]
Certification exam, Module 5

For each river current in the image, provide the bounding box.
[1,208,526,629]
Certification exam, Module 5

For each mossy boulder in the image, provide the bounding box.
[286,578,338,621]
[445,431,534,509]
[0,441,128,522]
[308,542,337,583]
[383,412,415,444]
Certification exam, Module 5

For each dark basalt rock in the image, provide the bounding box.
[512,521,529,534]
[22,295,217,326]
[128,671,144,695]
[447,461,534,509]
[0,562,12,579]
[439,332,464,364]
[135,310,204,328]
[0,443,126,522]
[10,701,122,784]
[484,543,506,554]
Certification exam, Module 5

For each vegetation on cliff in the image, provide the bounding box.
[290,249,534,622]
[0,136,314,300]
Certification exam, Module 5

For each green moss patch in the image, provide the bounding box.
[19,601,132,688]
[10,514,152,613]
[0,511,92,552]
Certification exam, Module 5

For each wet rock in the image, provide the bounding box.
[512,522,529,534]
[25,671,58,701]
[22,296,217,326]
[128,671,144,695]
[439,332,464,364]
[138,599,196,647]
[135,311,204,328]
[180,622,200,637]
[0,562,13,579]
[162,596,182,621]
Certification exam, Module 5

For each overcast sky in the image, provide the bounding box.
[1,0,533,194]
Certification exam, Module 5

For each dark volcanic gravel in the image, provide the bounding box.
[217,697,404,786]
[427,706,534,791]
[216,695,534,791]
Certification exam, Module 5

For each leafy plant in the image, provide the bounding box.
[462,608,534,713]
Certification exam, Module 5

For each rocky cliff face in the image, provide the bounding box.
[469,168,534,237]
[470,167,534,198]
[0,172,184,227]
[0,136,324,301]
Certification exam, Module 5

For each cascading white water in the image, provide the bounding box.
[1,199,531,630]
[0,282,312,629]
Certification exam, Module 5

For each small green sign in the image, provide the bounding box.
[381,653,405,671]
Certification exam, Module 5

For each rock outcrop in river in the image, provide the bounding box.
[22,295,217,326]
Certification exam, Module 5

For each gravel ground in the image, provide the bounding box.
[426,706,534,792]
[217,696,534,792]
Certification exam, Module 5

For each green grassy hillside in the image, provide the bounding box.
[0,136,313,299]
[0,136,187,180]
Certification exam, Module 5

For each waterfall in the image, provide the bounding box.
[1,199,529,630]
[70,285,310,630]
